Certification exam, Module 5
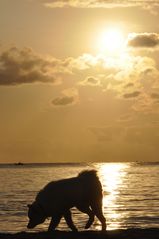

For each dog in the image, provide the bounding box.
[27,170,106,231]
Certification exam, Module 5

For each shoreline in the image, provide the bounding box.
[0,228,159,239]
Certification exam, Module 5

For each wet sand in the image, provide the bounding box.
[0,229,159,239]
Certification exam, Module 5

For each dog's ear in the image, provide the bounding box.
[27,203,40,212]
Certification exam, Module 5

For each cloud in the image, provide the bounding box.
[150,92,159,104]
[151,92,159,99]
[103,54,159,111]
[71,52,159,112]
[42,0,159,10]
[106,55,155,88]
[132,92,153,112]
[123,91,141,98]
[52,96,75,106]
[127,33,159,48]
[90,123,159,152]
[80,76,101,86]
[124,83,134,88]
[89,125,124,142]
[125,125,159,146]
[0,46,71,86]
[51,88,78,106]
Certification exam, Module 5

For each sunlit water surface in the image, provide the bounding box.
[0,162,159,232]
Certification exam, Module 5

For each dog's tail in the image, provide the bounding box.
[78,170,103,197]
[78,169,98,178]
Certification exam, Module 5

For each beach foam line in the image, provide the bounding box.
[0,228,159,239]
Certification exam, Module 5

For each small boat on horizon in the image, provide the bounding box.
[14,162,24,166]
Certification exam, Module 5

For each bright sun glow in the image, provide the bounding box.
[98,28,125,55]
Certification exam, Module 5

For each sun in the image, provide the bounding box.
[98,28,125,55]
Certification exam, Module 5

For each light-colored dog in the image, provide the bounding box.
[27,170,106,231]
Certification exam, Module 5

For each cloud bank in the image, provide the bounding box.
[1,44,159,111]
[42,0,159,9]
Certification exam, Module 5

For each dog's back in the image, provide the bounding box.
[35,170,102,211]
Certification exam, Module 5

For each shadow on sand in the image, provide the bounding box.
[0,229,159,239]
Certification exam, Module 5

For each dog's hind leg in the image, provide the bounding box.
[91,201,106,231]
[77,205,94,229]
[64,210,78,232]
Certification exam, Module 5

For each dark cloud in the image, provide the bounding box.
[87,77,98,84]
[123,91,141,98]
[0,47,69,86]
[127,33,159,48]
[80,76,100,86]
[51,88,78,106]
[52,96,75,106]
[151,92,159,99]
[124,83,134,88]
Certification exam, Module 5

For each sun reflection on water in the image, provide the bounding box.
[95,163,129,230]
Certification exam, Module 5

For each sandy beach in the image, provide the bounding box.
[0,229,159,239]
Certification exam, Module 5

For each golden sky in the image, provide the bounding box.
[0,0,159,163]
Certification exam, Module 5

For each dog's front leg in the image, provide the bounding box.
[64,210,78,232]
[48,214,62,232]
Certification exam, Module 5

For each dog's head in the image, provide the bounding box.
[27,202,46,229]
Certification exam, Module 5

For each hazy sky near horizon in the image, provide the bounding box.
[1,0,159,163]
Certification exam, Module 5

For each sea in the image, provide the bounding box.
[0,162,159,233]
